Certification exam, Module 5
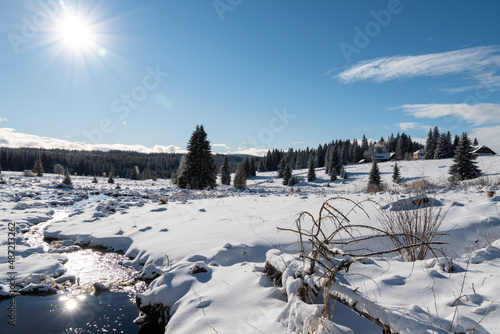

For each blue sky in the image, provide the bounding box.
[1,0,500,155]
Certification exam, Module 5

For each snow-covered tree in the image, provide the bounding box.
[277,157,286,178]
[233,161,246,190]
[53,164,64,175]
[62,168,72,186]
[32,152,44,176]
[130,165,141,180]
[433,134,448,159]
[368,160,381,188]
[220,155,231,185]
[392,162,401,184]
[108,166,115,184]
[249,157,257,178]
[307,154,316,182]
[424,127,439,159]
[449,132,481,181]
[178,125,217,190]
[341,168,348,179]
[283,163,292,186]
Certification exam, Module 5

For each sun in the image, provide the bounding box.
[55,11,96,52]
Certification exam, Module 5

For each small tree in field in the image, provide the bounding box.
[392,163,401,184]
[449,132,481,181]
[62,168,72,186]
[53,164,64,175]
[307,155,316,182]
[233,162,246,190]
[368,159,382,191]
[108,166,115,184]
[92,176,98,183]
[283,163,292,186]
[179,125,217,190]
[130,165,141,180]
[32,152,44,176]
[220,155,231,185]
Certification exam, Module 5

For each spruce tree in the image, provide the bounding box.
[130,165,141,180]
[92,176,98,183]
[424,127,438,159]
[449,132,481,181]
[62,168,72,186]
[392,163,401,184]
[220,155,231,185]
[341,168,348,179]
[243,157,251,179]
[277,157,286,178]
[433,134,448,159]
[473,137,479,146]
[307,155,316,182]
[249,157,257,178]
[233,161,246,190]
[368,160,382,189]
[179,125,217,190]
[283,163,292,186]
[32,152,44,176]
[108,166,115,184]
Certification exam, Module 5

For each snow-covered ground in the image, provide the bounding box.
[1,156,500,333]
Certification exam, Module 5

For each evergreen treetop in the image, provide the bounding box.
[32,152,44,177]
[233,161,246,190]
[220,155,231,186]
[179,125,217,190]
[369,160,381,186]
[449,132,481,181]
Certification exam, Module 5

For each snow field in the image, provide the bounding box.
[0,156,499,332]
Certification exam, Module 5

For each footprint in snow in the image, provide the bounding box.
[196,300,211,309]
[381,275,406,286]
[138,226,152,232]
[150,207,167,212]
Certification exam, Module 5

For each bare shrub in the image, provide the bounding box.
[367,182,387,193]
[277,197,447,330]
[404,177,436,191]
[378,193,448,261]
[23,170,35,177]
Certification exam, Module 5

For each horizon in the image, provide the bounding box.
[2,1,500,156]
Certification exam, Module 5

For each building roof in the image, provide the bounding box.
[414,149,425,154]
[473,145,496,154]
[371,152,395,160]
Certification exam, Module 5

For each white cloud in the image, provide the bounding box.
[395,122,434,132]
[213,143,230,150]
[396,103,500,126]
[337,46,500,91]
[232,147,268,157]
[0,128,186,154]
[0,118,7,122]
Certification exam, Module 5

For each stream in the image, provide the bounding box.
[2,194,147,333]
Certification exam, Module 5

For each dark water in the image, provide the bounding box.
[2,196,146,333]
[0,292,139,333]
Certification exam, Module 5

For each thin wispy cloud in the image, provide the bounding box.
[233,147,268,157]
[0,118,7,122]
[396,103,500,126]
[337,46,500,91]
[395,122,434,132]
[213,143,230,150]
[0,128,186,154]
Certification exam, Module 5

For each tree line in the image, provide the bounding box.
[0,146,246,179]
